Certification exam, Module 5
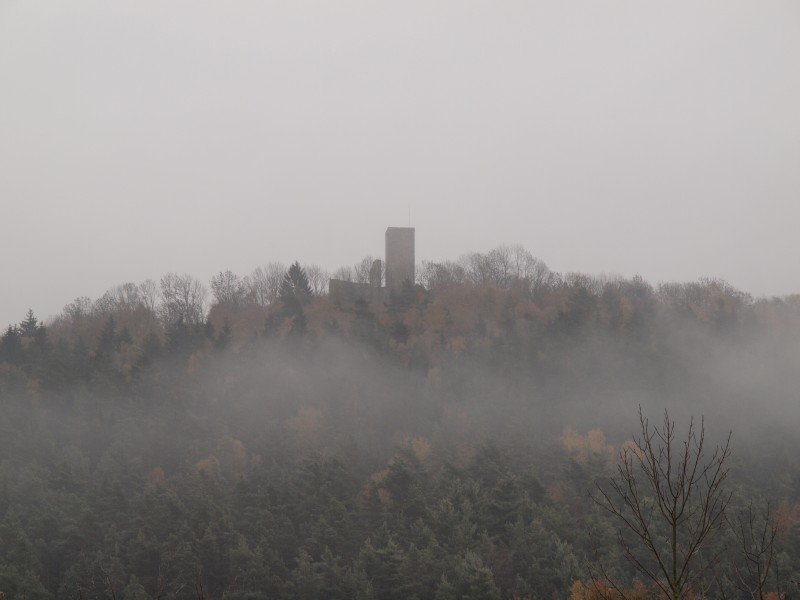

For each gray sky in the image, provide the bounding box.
[1,0,799,327]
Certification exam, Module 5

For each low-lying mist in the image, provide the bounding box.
[2,257,800,599]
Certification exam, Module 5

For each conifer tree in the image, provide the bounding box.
[434,552,501,600]
[280,262,313,305]
[0,325,23,364]
[276,262,313,336]
[18,309,39,337]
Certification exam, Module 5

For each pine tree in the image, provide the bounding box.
[0,325,23,364]
[121,575,149,600]
[434,552,501,600]
[0,512,50,600]
[286,549,323,600]
[318,547,357,600]
[275,262,313,337]
[354,538,413,600]
[280,262,313,305]
[18,309,39,337]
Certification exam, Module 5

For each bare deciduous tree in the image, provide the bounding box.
[460,251,495,285]
[351,255,378,284]
[158,273,208,325]
[245,262,285,307]
[507,243,551,291]
[94,282,146,314]
[592,407,732,600]
[331,265,354,282]
[729,501,778,600]
[210,270,246,306]
[61,296,94,320]
[417,260,467,289]
[304,264,330,296]
[138,279,160,312]
[330,257,383,288]
[455,245,550,290]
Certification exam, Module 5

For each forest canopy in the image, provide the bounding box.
[2,245,800,600]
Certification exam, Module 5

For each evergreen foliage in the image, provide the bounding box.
[1,259,800,599]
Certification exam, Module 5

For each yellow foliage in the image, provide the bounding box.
[370,469,389,484]
[409,436,432,462]
[561,426,585,453]
[284,407,323,439]
[569,580,620,600]
[629,582,652,600]
[620,439,643,461]
[447,336,467,352]
[561,426,617,465]
[195,456,219,474]
[569,580,654,600]
[569,580,590,600]
[586,429,607,454]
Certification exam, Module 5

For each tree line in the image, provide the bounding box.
[2,247,800,599]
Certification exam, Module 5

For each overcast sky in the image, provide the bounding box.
[1,0,799,327]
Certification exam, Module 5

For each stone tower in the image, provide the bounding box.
[385,227,415,287]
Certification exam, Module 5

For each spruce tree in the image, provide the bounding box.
[279,262,313,305]
[276,262,313,336]
[0,325,23,364]
[18,309,39,337]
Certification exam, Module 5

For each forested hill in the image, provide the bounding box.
[2,247,800,600]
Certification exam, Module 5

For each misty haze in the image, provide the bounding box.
[1,1,800,599]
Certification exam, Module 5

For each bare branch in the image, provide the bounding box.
[591,406,731,600]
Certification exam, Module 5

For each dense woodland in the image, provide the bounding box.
[2,246,800,600]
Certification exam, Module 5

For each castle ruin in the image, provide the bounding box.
[329,227,415,304]
[385,227,415,287]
